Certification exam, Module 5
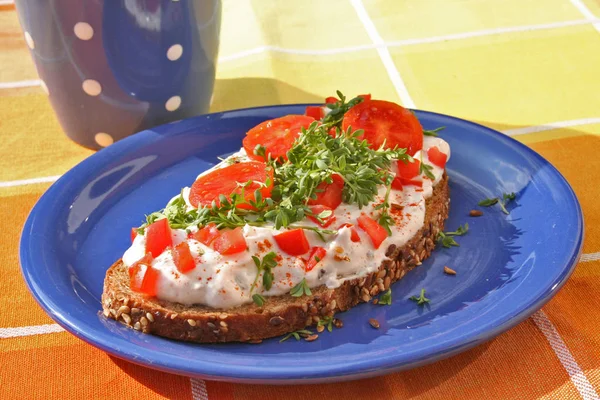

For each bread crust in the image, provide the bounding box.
[102,174,449,343]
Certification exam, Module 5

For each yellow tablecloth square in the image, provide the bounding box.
[390,25,600,128]
[220,0,371,58]
[365,0,584,42]
[214,51,398,111]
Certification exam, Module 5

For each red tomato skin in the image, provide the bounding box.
[242,115,315,162]
[338,223,361,242]
[396,159,420,179]
[273,229,311,256]
[131,227,137,243]
[357,215,388,249]
[189,161,273,209]
[325,97,337,104]
[358,94,371,101]
[212,227,247,255]
[129,255,159,296]
[342,100,423,153]
[305,246,327,272]
[145,218,173,257]
[307,174,345,210]
[427,146,447,168]
[173,242,196,273]
[192,223,221,246]
[308,205,337,227]
[391,177,403,191]
[305,106,323,120]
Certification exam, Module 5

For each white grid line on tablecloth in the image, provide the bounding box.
[0,324,64,338]
[349,0,414,108]
[190,378,209,400]
[503,118,600,136]
[532,310,600,400]
[570,0,600,33]
[217,18,599,62]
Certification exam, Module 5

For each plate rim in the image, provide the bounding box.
[19,104,584,384]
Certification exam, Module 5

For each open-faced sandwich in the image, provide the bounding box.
[102,93,450,343]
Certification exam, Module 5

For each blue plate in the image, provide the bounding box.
[20,105,583,384]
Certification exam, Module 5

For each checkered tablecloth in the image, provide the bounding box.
[2,0,600,399]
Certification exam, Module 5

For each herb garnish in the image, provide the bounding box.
[136,94,412,236]
[437,223,469,248]
[419,153,436,180]
[321,91,366,130]
[252,293,266,307]
[478,192,516,215]
[378,289,392,305]
[374,176,395,235]
[423,127,445,137]
[250,252,278,293]
[317,316,334,332]
[409,288,430,305]
[290,278,312,297]
[279,329,313,343]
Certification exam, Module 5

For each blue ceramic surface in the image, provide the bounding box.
[20,105,583,384]
[15,0,221,150]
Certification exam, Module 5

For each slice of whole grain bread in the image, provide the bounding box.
[101,174,449,343]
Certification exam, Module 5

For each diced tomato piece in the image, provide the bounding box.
[338,223,361,242]
[305,246,327,272]
[274,229,310,256]
[358,94,371,101]
[189,161,274,210]
[400,178,422,187]
[305,106,324,120]
[427,146,447,169]
[129,254,159,296]
[308,174,345,210]
[242,115,315,162]
[357,215,388,249]
[131,227,138,243]
[325,96,338,104]
[212,227,247,255]
[342,99,423,153]
[391,177,403,191]
[396,159,420,179]
[192,223,221,246]
[172,242,196,273]
[145,218,172,257]
[308,205,336,227]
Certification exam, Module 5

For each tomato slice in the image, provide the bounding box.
[273,228,310,256]
[173,242,196,273]
[189,161,274,209]
[338,223,361,242]
[307,174,344,210]
[391,177,403,191]
[131,227,138,243]
[242,115,315,162]
[145,218,172,257]
[357,215,388,249]
[192,223,221,246]
[325,96,337,104]
[129,254,160,296]
[305,246,327,272]
[397,159,420,179]
[427,146,447,169]
[342,100,423,153]
[305,106,324,120]
[308,205,336,227]
[212,227,247,255]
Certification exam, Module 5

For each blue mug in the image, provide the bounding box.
[15,0,221,149]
